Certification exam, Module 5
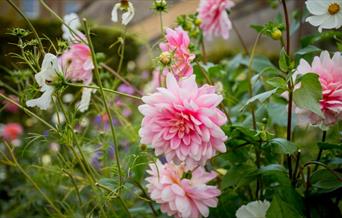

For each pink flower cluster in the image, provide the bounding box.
[146,160,220,218]
[294,51,342,126]
[139,74,227,169]
[198,0,235,40]
[160,27,195,79]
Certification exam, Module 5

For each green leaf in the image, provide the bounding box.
[311,169,342,193]
[267,103,296,127]
[221,164,257,189]
[317,142,342,150]
[242,88,278,110]
[279,48,289,72]
[295,45,320,56]
[266,77,287,89]
[267,194,303,218]
[293,73,323,117]
[269,138,297,155]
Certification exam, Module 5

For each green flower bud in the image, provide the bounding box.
[271,29,282,40]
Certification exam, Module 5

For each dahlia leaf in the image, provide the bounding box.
[293,73,323,117]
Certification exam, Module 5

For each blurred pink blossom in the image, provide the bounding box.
[59,44,94,112]
[146,160,220,218]
[1,123,23,141]
[160,27,195,79]
[1,94,19,113]
[139,74,227,169]
[294,51,342,126]
[198,0,235,40]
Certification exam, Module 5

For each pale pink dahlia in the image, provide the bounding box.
[146,160,221,218]
[198,0,235,40]
[294,51,342,126]
[139,73,227,169]
[160,27,195,79]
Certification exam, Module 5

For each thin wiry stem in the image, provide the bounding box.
[0,93,57,132]
[6,0,45,55]
[83,19,123,190]
[247,33,261,130]
[65,82,141,100]
[4,142,64,217]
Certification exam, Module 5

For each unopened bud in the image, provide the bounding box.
[153,0,168,12]
[271,29,282,40]
[195,18,202,26]
[140,144,147,151]
[216,168,227,176]
[159,51,171,65]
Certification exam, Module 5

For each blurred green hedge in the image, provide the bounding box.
[0,16,140,71]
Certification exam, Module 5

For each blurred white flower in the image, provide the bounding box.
[79,117,89,127]
[26,53,60,110]
[42,154,52,166]
[306,0,342,32]
[62,13,85,43]
[11,139,22,147]
[49,142,60,153]
[236,200,270,218]
[52,112,66,125]
[77,87,96,112]
[111,1,135,25]
[62,93,74,103]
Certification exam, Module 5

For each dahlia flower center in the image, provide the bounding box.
[328,3,340,15]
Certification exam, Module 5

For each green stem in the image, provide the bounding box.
[0,93,57,132]
[83,19,123,190]
[116,28,127,79]
[65,82,141,100]
[314,130,327,171]
[231,19,249,55]
[4,142,64,217]
[6,0,45,55]
[247,33,261,130]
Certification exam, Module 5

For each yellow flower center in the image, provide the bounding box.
[328,3,340,15]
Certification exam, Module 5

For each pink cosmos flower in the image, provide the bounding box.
[139,73,227,169]
[1,123,23,141]
[160,27,195,79]
[59,43,93,84]
[294,51,342,126]
[198,0,235,40]
[146,160,221,218]
[59,43,95,112]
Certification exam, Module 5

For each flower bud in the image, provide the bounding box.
[159,51,171,65]
[139,144,147,151]
[271,29,282,40]
[216,168,227,176]
[153,0,168,12]
[195,18,202,26]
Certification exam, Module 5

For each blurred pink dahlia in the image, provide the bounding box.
[294,51,342,126]
[198,0,235,40]
[1,123,23,141]
[160,27,195,79]
[139,73,227,169]
[146,160,221,218]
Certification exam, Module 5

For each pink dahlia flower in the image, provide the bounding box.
[139,73,227,169]
[146,160,221,218]
[198,0,235,40]
[1,123,23,141]
[160,27,195,79]
[294,51,342,126]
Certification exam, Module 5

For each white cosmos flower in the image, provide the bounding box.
[306,0,342,32]
[26,53,60,110]
[77,87,96,112]
[111,1,135,25]
[62,13,85,43]
[236,200,271,218]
